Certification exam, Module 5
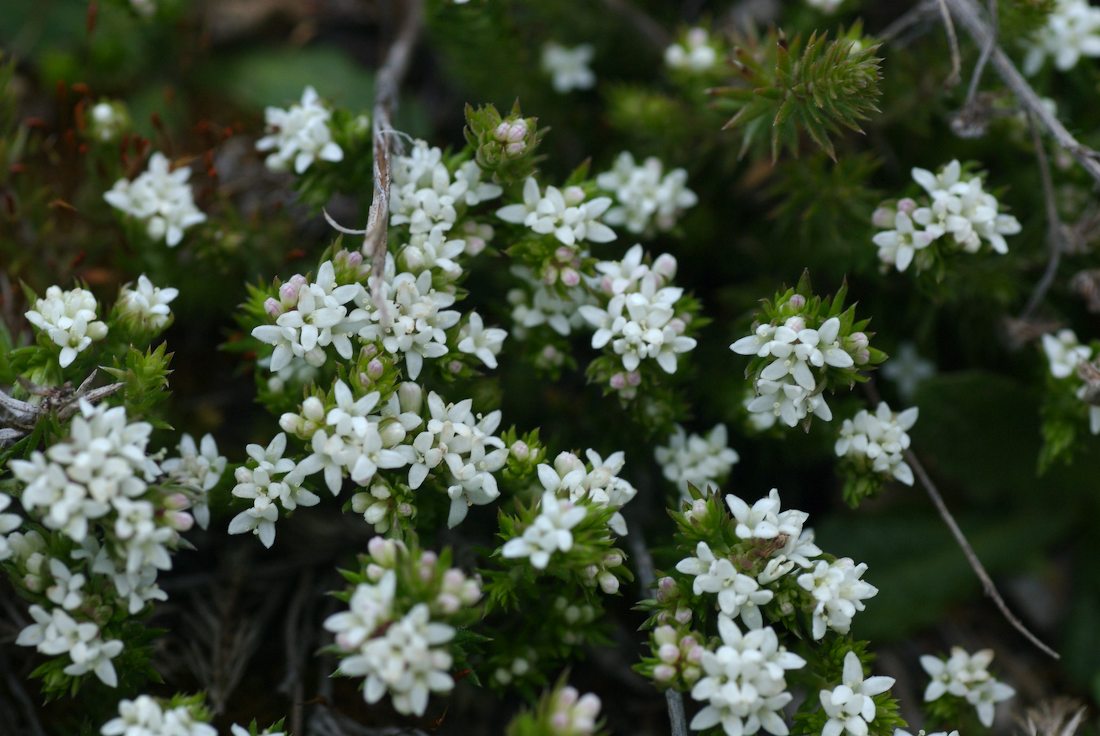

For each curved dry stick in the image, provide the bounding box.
[361,0,423,325]
[904,448,1060,659]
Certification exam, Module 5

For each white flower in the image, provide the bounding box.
[676,542,773,628]
[536,449,637,535]
[0,494,20,561]
[228,433,319,548]
[655,424,739,496]
[920,647,1015,728]
[458,311,508,369]
[324,571,396,653]
[873,211,935,272]
[509,266,595,337]
[820,651,896,736]
[596,152,698,234]
[118,274,178,332]
[665,28,718,71]
[497,177,616,246]
[231,726,286,736]
[881,343,935,400]
[1023,0,1100,75]
[104,152,206,246]
[547,686,603,735]
[17,605,124,687]
[541,42,596,92]
[46,558,86,610]
[689,615,805,736]
[797,558,878,640]
[256,86,345,174]
[25,286,108,368]
[835,403,918,486]
[725,488,807,541]
[162,433,226,528]
[390,141,500,237]
[1042,329,1092,379]
[338,603,455,717]
[501,491,587,569]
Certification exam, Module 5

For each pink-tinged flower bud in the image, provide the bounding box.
[362,342,378,358]
[674,606,692,624]
[163,492,191,511]
[436,593,460,614]
[551,713,569,730]
[506,120,528,142]
[626,371,642,386]
[682,665,701,683]
[449,360,463,375]
[871,206,896,229]
[563,186,585,205]
[653,664,676,682]
[560,268,581,287]
[849,331,869,349]
[557,686,579,707]
[658,643,680,663]
[788,293,806,310]
[443,568,465,589]
[686,644,704,664]
[854,348,870,365]
[583,564,599,579]
[668,317,686,334]
[541,265,558,285]
[656,576,676,601]
[346,251,363,267]
[610,373,627,389]
[510,440,530,460]
[576,693,601,718]
[366,563,385,580]
[493,122,511,141]
[368,536,389,559]
[897,197,918,215]
[689,498,707,520]
[167,511,194,532]
[598,571,619,594]
[397,502,414,517]
[335,632,357,652]
[603,551,623,567]
[264,297,283,318]
[367,358,384,379]
[465,237,486,256]
[554,246,574,263]
[505,141,526,156]
[785,315,806,332]
[653,253,678,280]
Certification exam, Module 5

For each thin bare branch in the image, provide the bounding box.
[963,0,998,104]
[878,0,939,44]
[361,0,423,325]
[627,528,689,736]
[942,0,1100,185]
[1019,113,1066,321]
[936,0,963,86]
[904,449,1060,659]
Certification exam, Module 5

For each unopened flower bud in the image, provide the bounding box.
[560,268,580,287]
[598,571,619,594]
[603,551,623,567]
[510,440,530,460]
[785,315,806,332]
[379,420,406,446]
[264,297,282,318]
[674,606,692,624]
[658,643,680,663]
[653,253,677,280]
[505,141,525,156]
[367,358,384,379]
[855,348,870,365]
[871,207,896,229]
[897,197,918,215]
[512,657,530,675]
[167,511,194,532]
[653,664,676,682]
[506,120,528,142]
[563,186,585,205]
[787,293,806,311]
[610,373,627,390]
[849,331,869,349]
[626,371,642,386]
[689,498,708,521]
[163,492,191,511]
[493,122,511,141]
[398,382,423,413]
[397,502,414,517]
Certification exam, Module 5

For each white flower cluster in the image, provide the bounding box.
[162,432,226,529]
[665,28,718,72]
[25,285,108,368]
[596,152,698,234]
[655,423,739,497]
[581,245,697,374]
[541,42,596,93]
[502,491,588,571]
[797,558,878,640]
[689,615,806,736]
[0,495,19,561]
[89,101,126,141]
[256,85,345,174]
[8,403,222,686]
[104,152,206,247]
[497,177,616,246]
[733,316,860,427]
[820,651,896,736]
[391,140,502,238]
[921,647,1016,727]
[1023,0,1100,75]
[508,264,595,338]
[536,448,638,535]
[117,274,178,333]
[835,402,919,486]
[546,685,603,735]
[227,433,318,547]
[101,695,223,736]
[881,342,935,400]
[1042,329,1100,434]
[872,160,1021,272]
[806,0,844,13]
[324,539,480,717]
[677,541,773,628]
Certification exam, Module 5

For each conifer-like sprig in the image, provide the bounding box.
[713,26,882,161]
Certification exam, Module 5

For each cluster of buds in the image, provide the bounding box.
[464,102,546,183]
[542,246,584,287]
[582,550,625,594]
[649,625,704,686]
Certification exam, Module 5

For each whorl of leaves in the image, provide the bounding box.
[712,25,882,161]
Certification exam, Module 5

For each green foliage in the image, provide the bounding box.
[464,100,547,184]
[104,343,173,422]
[998,0,1058,41]
[714,26,882,160]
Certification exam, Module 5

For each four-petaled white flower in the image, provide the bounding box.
[665,28,718,71]
[596,152,698,234]
[655,423,739,496]
[676,541,774,627]
[1042,329,1092,379]
[501,491,587,569]
[541,42,596,93]
[835,403,919,486]
[797,558,878,640]
[25,286,109,368]
[1023,0,1100,75]
[118,275,178,332]
[497,177,616,246]
[920,646,1015,728]
[820,651,896,736]
[457,311,508,369]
